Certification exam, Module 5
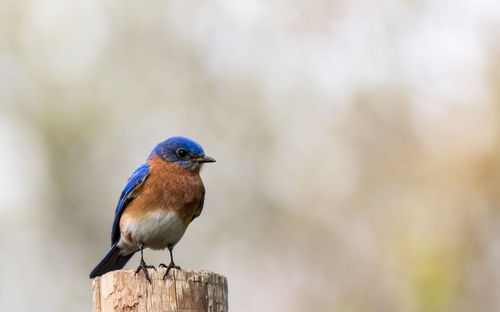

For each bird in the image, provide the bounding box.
[89,136,215,282]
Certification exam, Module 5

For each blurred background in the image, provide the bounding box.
[1,0,500,311]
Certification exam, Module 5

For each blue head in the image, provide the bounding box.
[151,136,215,169]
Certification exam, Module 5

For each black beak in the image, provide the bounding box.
[199,155,216,163]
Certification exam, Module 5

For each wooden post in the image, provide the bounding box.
[92,268,228,312]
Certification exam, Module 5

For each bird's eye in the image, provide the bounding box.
[176,148,188,159]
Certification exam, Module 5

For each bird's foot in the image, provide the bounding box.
[160,262,181,279]
[134,260,156,284]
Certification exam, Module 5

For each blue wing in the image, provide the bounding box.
[111,163,150,245]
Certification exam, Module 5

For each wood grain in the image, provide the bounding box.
[92,269,228,312]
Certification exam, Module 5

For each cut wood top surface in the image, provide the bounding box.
[92,269,228,312]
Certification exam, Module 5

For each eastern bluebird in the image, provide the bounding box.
[89,136,215,282]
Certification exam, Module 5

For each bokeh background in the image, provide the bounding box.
[1,0,500,311]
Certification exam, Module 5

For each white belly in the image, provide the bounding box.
[118,209,187,255]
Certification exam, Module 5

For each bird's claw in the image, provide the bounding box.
[135,260,155,284]
[160,262,181,279]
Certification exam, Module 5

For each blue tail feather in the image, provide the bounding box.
[89,243,133,278]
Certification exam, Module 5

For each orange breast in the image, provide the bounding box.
[120,154,205,230]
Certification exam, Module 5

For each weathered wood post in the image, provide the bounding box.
[92,268,228,311]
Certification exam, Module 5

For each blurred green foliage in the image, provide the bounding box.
[1,0,500,311]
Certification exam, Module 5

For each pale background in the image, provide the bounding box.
[1,0,500,311]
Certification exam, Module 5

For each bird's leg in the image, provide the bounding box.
[160,245,181,279]
[134,244,155,283]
